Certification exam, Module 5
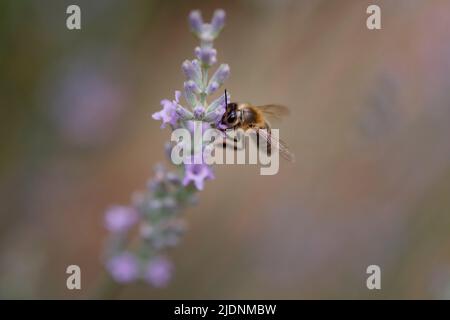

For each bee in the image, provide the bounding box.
[218,90,295,162]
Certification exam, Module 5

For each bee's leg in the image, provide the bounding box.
[221,139,244,151]
[221,130,243,150]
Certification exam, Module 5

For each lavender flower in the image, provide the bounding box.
[211,10,226,35]
[195,47,217,66]
[207,64,230,94]
[105,206,138,233]
[103,9,229,288]
[188,10,204,35]
[144,257,173,287]
[152,91,182,128]
[189,9,227,44]
[183,159,215,191]
[184,81,200,107]
[107,252,139,283]
[182,59,202,87]
[193,105,206,119]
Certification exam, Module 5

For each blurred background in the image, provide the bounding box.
[1,0,450,299]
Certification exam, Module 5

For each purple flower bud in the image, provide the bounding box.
[206,92,228,114]
[189,10,203,34]
[210,64,230,85]
[183,153,215,190]
[204,106,225,123]
[187,80,201,94]
[193,105,206,119]
[195,46,217,66]
[211,9,226,34]
[192,59,201,72]
[206,81,219,95]
[181,60,202,85]
[145,257,173,287]
[104,206,139,233]
[107,252,139,283]
[175,105,194,121]
[184,81,200,107]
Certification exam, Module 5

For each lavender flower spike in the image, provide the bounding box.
[103,9,229,289]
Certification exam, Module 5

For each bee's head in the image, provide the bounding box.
[221,102,239,127]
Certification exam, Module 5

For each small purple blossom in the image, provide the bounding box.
[152,91,183,128]
[183,154,215,190]
[144,257,173,287]
[195,47,217,66]
[107,252,139,283]
[104,206,138,233]
[193,105,206,119]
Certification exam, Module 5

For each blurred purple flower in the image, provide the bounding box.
[144,257,173,287]
[211,10,226,35]
[104,206,138,233]
[107,252,139,283]
[188,10,203,34]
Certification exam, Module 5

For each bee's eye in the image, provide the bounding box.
[227,111,237,124]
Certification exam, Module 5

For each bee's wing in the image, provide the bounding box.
[256,104,290,121]
[258,129,295,163]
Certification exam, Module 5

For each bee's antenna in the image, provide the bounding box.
[224,89,228,107]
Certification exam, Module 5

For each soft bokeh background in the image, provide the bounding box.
[1,0,450,299]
